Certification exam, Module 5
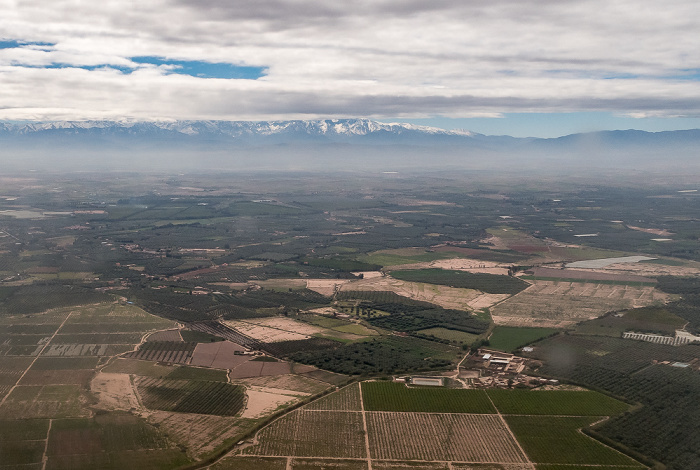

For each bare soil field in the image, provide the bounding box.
[307,279,351,296]
[338,276,484,311]
[237,374,330,394]
[241,387,303,418]
[18,369,94,386]
[229,360,293,379]
[225,317,325,343]
[491,280,668,328]
[526,267,655,283]
[304,383,361,411]
[90,372,140,411]
[430,258,510,275]
[190,341,247,368]
[147,411,247,459]
[366,412,527,463]
[586,261,700,278]
[146,329,183,342]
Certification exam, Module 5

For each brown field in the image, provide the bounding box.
[146,329,184,342]
[299,369,348,386]
[18,369,94,386]
[305,383,361,411]
[224,320,313,343]
[491,280,668,328]
[147,411,249,459]
[124,342,195,364]
[241,410,366,458]
[0,384,90,419]
[190,341,247,368]
[306,279,352,296]
[337,276,484,311]
[241,387,303,419]
[236,374,330,394]
[229,360,293,379]
[366,412,527,463]
[90,372,140,412]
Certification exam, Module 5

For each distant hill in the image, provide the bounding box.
[0,119,698,173]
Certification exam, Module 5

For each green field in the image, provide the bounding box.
[505,416,643,466]
[487,390,630,416]
[487,326,559,352]
[361,382,495,413]
[417,327,479,343]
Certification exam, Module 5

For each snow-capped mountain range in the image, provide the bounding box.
[0,118,698,173]
[0,119,475,138]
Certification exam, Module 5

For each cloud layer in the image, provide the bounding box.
[1,0,699,121]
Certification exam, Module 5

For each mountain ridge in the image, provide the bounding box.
[1,118,698,173]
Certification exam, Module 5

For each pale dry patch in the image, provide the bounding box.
[247,317,327,336]
[305,306,342,316]
[626,225,674,236]
[241,387,301,419]
[225,317,328,343]
[467,293,511,310]
[430,258,510,275]
[147,411,246,459]
[90,372,140,412]
[352,271,383,279]
[224,321,309,342]
[255,278,308,289]
[491,280,670,328]
[340,276,481,310]
[306,278,350,296]
[587,262,700,278]
[237,374,330,394]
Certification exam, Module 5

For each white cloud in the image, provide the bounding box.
[0,0,699,120]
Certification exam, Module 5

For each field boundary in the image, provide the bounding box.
[484,389,535,470]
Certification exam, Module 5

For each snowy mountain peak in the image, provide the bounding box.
[0,118,475,139]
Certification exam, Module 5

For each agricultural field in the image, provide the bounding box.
[486,390,630,416]
[366,413,527,463]
[487,326,559,352]
[389,269,529,295]
[491,280,668,328]
[3,174,700,468]
[505,416,643,466]
[362,382,495,413]
[417,327,479,343]
[135,377,246,416]
[241,409,367,458]
[305,383,362,411]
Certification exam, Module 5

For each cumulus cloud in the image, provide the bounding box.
[0,0,699,120]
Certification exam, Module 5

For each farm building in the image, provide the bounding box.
[409,376,444,387]
[478,349,527,374]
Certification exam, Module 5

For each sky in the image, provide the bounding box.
[1,0,699,137]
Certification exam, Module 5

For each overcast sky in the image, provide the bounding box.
[1,0,699,136]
